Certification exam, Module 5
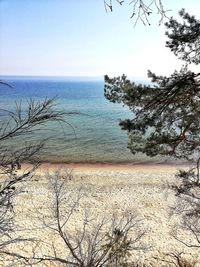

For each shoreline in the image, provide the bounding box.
[25,161,192,174]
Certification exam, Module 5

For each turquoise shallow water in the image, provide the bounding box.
[0,77,155,163]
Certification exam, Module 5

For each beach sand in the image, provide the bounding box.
[6,163,200,266]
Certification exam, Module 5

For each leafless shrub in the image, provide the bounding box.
[0,85,67,262]
[32,170,147,267]
[155,251,199,267]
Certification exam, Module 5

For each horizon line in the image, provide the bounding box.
[0,74,148,82]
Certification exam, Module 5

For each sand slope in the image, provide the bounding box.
[5,164,200,266]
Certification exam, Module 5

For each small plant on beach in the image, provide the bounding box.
[104,8,200,253]
[170,161,200,248]
[103,228,132,267]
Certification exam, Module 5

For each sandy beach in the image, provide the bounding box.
[6,163,200,266]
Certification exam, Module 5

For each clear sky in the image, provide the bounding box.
[0,0,199,79]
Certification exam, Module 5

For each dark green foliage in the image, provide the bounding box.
[104,10,200,161]
[165,9,200,64]
[105,9,200,250]
[105,69,200,159]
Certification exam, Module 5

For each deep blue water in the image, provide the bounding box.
[0,77,153,163]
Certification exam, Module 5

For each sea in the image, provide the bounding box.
[0,76,156,164]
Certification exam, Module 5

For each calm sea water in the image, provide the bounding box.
[0,77,154,164]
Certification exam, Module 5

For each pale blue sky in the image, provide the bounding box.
[0,0,199,79]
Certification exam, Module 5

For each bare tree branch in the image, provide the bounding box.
[32,170,147,267]
[104,0,170,25]
[0,84,70,263]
